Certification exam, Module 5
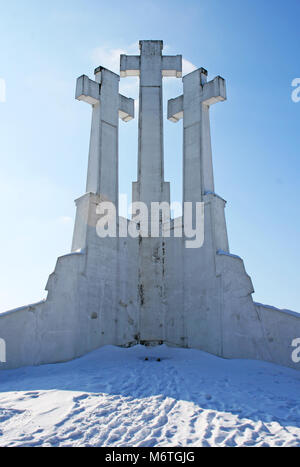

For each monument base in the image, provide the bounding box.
[1,192,299,371]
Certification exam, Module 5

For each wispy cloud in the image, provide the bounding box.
[57,216,73,225]
[89,43,198,103]
[91,42,139,71]
[91,43,197,74]
[91,46,128,74]
[91,42,140,99]
[182,58,197,76]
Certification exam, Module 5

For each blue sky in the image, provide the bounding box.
[0,0,299,312]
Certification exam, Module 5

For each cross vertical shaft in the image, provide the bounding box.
[138,40,165,206]
[168,68,226,203]
[120,41,182,343]
[121,40,182,207]
[73,66,134,252]
[75,67,134,207]
[168,68,229,252]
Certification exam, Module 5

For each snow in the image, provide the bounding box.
[204,191,226,202]
[0,300,46,317]
[0,345,300,447]
[217,249,242,260]
[254,302,300,318]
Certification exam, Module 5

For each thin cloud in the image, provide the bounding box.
[182,58,197,76]
[91,42,139,73]
[91,43,139,99]
[89,44,198,103]
[57,216,73,225]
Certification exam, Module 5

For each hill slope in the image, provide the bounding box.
[0,345,299,447]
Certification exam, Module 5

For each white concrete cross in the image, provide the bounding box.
[76,66,134,207]
[121,40,182,206]
[168,68,226,204]
[120,41,182,343]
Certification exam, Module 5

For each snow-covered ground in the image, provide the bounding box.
[0,345,299,447]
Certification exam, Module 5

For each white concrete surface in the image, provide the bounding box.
[75,67,134,203]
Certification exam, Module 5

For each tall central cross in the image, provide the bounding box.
[121,41,182,343]
[121,40,182,206]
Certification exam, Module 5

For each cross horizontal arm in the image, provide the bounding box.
[119,94,134,122]
[168,95,183,122]
[162,55,182,78]
[120,55,140,77]
[75,75,100,105]
[202,76,226,105]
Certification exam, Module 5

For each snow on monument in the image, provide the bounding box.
[0,40,299,371]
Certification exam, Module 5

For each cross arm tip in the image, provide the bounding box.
[202,75,227,105]
[162,55,182,78]
[167,95,183,122]
[119,94,135,122]
[120,55,140,77]
[75,74,100,105]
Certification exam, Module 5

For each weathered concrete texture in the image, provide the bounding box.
[122,41,182,343]
[0,40,299,371]
[76,67,134,203]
